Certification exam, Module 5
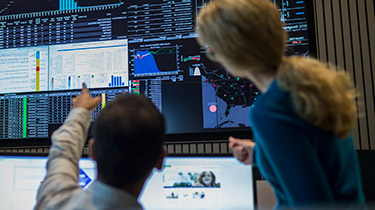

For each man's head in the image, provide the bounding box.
[92,94,165,189]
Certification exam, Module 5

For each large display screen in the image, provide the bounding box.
[0,0,314,140]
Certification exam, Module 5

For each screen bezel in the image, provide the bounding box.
[305,0,317,58]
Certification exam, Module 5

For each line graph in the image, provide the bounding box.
[0,0,14,15]
[133,47,179,77]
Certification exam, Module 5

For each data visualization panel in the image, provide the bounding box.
[276,0,310,55]
[0,3,126,49]
[49,40,128,90]
[0,46,49,94]
[131,46,180,77]
[127,0,195,41]
[0,88,128,139]
[0,0,315,141]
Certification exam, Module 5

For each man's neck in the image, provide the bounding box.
[97,177,146,198]
[122,182,145,197]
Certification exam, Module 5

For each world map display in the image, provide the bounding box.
[199,57,259,129]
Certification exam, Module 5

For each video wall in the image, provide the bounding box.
[0,0,314,140]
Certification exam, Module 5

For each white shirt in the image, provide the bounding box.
[35,108,142,210]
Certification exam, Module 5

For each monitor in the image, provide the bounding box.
[139,156,255,210]
[0,155,96,210]
[0,0,315,143]
[0,155,254,210]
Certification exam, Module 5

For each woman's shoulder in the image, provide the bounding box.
[249,81,316,137]
[251,81,299,122]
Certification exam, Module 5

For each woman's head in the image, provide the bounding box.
[197,0,286,76]
[198,171,216,186]
[198,0,358,139]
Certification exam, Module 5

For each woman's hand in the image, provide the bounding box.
[229,137,255,165]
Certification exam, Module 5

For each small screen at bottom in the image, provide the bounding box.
[139,157,254,210]
[0,156,254,210]
[0,156,96,210]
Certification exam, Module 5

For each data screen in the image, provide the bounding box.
[0,156,96,210]
[0,0,314,140]
[0,47,49,93]
[139,157,254,210]
[49,40,128,90]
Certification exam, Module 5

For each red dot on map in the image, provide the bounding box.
[209,105,217,113]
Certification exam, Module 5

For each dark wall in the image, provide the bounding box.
[357,151,375,202]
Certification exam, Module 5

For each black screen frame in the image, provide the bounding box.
[305,0,317,59]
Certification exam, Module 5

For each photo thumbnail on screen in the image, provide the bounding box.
[163,168,221,188]
[160,165,222,207]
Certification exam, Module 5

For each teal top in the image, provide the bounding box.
[250,80,365,208]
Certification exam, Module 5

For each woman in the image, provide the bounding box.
[197,0,365,208]
[195,171,218,187]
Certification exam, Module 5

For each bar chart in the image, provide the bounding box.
[23,98,27,138]
[36,51,40,92]
[68,76,72,89]
[101,93,106,109]
[109,75,125,87]
[59,0,123,11]
[60,0,79,10]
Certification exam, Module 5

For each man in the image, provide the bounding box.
[35,84,166,210]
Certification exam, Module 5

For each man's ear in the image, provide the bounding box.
[88,138,96,161]
[155,148,166,170]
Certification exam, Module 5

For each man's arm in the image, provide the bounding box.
[35,84,101,209]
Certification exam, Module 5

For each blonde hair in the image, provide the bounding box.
[197,0,286,71]
[198,0,357,139]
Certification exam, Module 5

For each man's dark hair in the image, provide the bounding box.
[94,94,165,188]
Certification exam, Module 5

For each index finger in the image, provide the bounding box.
[81,83,89,94]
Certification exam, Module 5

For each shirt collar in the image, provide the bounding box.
[265,79,277,93]
[87,180,142,209]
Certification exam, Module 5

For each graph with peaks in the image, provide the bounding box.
[0,0,123,15]
[60,0,122,10]
[133,48,178,76]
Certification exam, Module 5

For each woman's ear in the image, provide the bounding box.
[88,138,96,161]
[155,148,166,170]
